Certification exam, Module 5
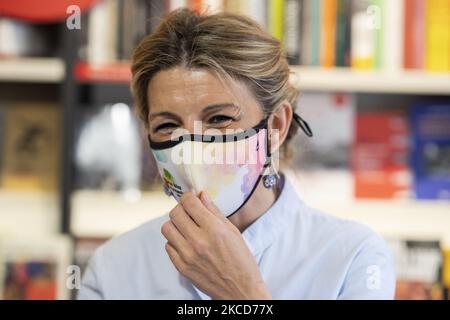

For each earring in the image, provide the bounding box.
[262,158,279,189]
[263,174,277,189]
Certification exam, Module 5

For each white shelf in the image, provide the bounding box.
[0,58,65,83]
[71,190,176,238]
[0,190,60,237]
[289,66,450,95]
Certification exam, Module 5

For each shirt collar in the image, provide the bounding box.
[241,174,301,256]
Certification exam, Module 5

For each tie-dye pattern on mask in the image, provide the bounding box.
[150,126,269,217]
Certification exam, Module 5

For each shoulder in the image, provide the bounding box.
[295,204,396,299]
[295,201,384,251]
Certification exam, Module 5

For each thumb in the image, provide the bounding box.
[199,191,224,219]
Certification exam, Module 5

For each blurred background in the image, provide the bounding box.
[0,0,449,300]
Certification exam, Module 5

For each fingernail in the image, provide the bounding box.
[201,191,210,203]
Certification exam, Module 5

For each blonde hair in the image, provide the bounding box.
[131,8,299,157]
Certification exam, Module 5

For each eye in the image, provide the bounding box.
[208,115,234,125]
[153,122,178,134]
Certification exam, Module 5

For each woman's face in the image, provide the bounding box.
[147,66,265,142]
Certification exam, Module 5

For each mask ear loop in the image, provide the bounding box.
[261,114,280,188]
[293,112,313,137]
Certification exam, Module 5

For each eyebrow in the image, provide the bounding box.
[148,103,241,121]
[201,103,241,115]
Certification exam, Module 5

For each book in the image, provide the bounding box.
[87,0,119,65]
[310,0,321,66]
[383,0,404,72]
[372,0,383,70]
[353,111,411,199]
[292,93,355,169]
[285,0,302,65]
[0,235,72,300]
[300,0,313,65]
[410,103,450,200]
[320,0,338,68]
[404,0,425,69]
[119,0,148,60]
[0,18,50,57]
[444,249,450,290]
[335,0,352,67]
[269,0,285,41]
[388,239,444,300]
[189,0,203,13]
[425,0,450,72]
[351,0,375,69]
[0,103,61,191]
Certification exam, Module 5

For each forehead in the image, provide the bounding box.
[147,66,256,112]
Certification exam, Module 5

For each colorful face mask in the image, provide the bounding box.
[148,119,270,218]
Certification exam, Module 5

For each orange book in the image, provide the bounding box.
[320,0,338,68]
[189,0,203,13]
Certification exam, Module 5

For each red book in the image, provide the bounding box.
[404,0,425,69]
[352,112,411,199]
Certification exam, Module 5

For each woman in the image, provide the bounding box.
[79,8,395,300]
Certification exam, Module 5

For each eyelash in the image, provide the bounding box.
[207,115,234,125]
[153,122,177,134]
[153,115,235,134]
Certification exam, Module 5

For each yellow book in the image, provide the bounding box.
[425,0,450,72]
[269,0,284,41]
[444,249,450,289]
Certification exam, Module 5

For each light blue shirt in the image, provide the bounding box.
[78,175,396,299]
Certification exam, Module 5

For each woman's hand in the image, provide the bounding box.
[161,191,271,300]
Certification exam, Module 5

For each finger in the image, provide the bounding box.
[161,220,191,254]
[169,204,200,241]
[199,191,226,220]
[165,242,187,275]
[179,192,212,226]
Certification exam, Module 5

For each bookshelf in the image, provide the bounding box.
[290,66,450,95]
[0,0,450,300]
[0,58,65,83]
[69,61,450,95]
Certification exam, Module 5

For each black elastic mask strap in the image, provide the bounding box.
[293,112,313,137]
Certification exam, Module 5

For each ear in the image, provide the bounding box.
[268,100,293,154]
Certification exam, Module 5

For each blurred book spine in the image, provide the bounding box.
[404,0,425,70]
[285,0,302,65]
[389,239,444,300]
[383,0,404,72]
[335,0,352,67]
[411,103,450,200]
[425,0,450,72]
[320,0,337,68]
[269,0,285,41]
[353,111,411,199]
[351,0,375,69]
